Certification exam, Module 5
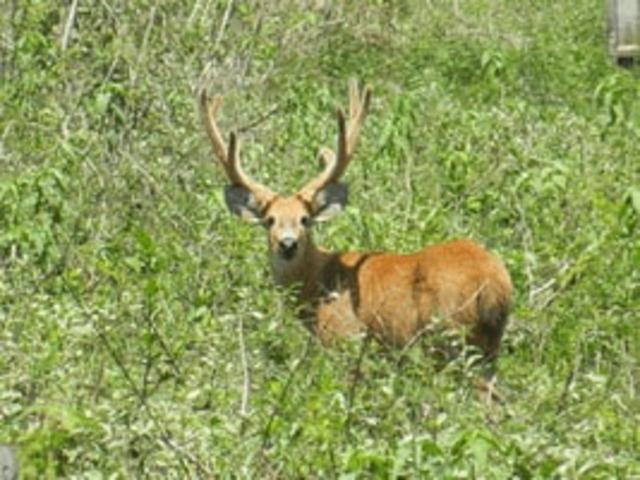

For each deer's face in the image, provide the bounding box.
[224,183,348,263]
[263,196,313,261]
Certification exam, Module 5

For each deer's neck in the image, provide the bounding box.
[270,241,333,300]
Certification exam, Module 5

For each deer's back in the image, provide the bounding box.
[314,239,512,355]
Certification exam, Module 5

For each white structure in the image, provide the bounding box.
[608,0,640,65]
[0,445,18,480]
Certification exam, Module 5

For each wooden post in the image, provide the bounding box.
[608,0,640,66]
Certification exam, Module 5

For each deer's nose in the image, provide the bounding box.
[278,238,298,259]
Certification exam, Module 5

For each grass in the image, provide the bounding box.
[0,0,639,477]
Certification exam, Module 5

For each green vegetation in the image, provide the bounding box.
[1,1,638,477]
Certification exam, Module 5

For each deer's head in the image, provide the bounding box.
[199,82,371,269]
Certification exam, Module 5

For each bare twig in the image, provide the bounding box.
[187,0,203,26]
[529,277,556,301]
[343,335,370,436]
[60,0,79,51]
[216,0,235,47]
[87,306,213,478]
[131,1,158,87]
[262,336,314,448]
[557,354,580,413]
[130,162,191,231]
[237,104,280,133]
[95,330,199,476]
[473,373,505,405]
[238,315,250,418]
[513,202,537,304]
[145,301,184,380]
[530,260,573,311]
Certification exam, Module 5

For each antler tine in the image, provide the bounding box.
[297,80,371,203]
[199,89,275,204]
[345,79,372,155]
[199,89,229,171]
[349,78,360,122]
[226,131,271,195]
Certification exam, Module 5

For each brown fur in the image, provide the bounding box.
[271,232,511,358]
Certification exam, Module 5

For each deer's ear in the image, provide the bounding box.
[224,185,263,223]
[312,183,348,222]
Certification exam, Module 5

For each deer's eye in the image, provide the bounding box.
[265,216,276,228]
[300,215,311,227]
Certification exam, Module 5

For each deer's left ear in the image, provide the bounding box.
[224,185,264,223]
[312,183,348,222]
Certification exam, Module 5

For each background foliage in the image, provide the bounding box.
[0,0,638,477]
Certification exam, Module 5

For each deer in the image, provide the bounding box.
[199,81,512,395]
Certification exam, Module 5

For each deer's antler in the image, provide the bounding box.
[297,80,371,203]
[199,89,275,206]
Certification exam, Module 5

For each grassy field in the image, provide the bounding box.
[1,0,639,477]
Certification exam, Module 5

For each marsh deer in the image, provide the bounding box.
[199,81,512,364]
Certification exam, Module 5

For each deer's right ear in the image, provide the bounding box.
[224,185,264,223]
[312,182,348,222]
